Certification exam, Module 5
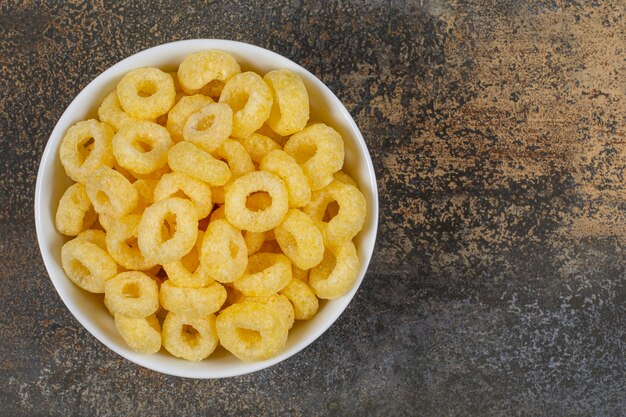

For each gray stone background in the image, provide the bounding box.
[1,1,624,416]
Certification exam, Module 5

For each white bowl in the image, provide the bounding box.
[35,39,378,379]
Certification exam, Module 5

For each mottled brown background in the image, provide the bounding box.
[1,1,624,416]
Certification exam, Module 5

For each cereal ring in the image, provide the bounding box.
[279,279,318,320]
[183,103,232,152]
[162,312,218,361]
[177,50,241,96]
[153,172,213,219]
[260,150,311,207]
[333,170,358,187]
[284,123,344,190]
[234,253,291,296]
[159,280,226,316]
[75,229,107,250]
[219,72,273,138]
[116,67,176,119]
[224,171,288,232]
[106,214,157,270]
[59,119,115,183]
[86,167,138,217]
[304,181,367,246]
[309,241,359,300]
[162,230,212,288]
[214,138,255,179]
[97,92,141,132]
[55,183,97,236]
[210,138,255,204]
[137,197,198,264]
[200,219,247,283]
[241,294,294,330]
[166,94,214,142]
[216,301,288,361]
[104,271,160,318]
[112,120,173,176]
[167,142,231,186]
[61,237,118,293]
[239,132,282,164]
[275,209,324,269]
[263,69,309,136]
[114,313,161,354]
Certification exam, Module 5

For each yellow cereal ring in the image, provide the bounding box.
[263,69,309,136]
[214,138,255,178]
[86,166,138,217]
[200,219,247,283]
[159,280,226,316]
[224,171,288,232]
[104,271,159,318]
[59,119,115,183]
[216,301,288,361]
[211,138,255,203]
[177,50,241,95]
[183,103,232,152]
[275,209,324,270]
[284,123,344,190]
[304,181,366,246]
[292,264,309,283]
[75,228,107,250]
[55,183,97,236]
[219,72,273,138]
[97,92,141,132]
[105,214,156,270]
[61,237,118,293]
[207,204,263,255]
[333,170,358,187]
[132,179,158,212]
[162,312,218,361]
[153,172,212,220]
[260,150,311,207]
[279,279,318,320]
[114,313,161,354]
[309,241,359,300]
[163,230,212,288]
[241,294,294,330]
[239,132,282,164]
[166,94,214,142]
[116,67,176,119]
[112,120,173,176]
[234,253,291,296]
[168,142,231,186]
[168,71,182,92]
[137,197,198,264]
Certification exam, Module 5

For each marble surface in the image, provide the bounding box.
[1,1,624,416]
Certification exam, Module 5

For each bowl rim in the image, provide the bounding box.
[34,38,379,378]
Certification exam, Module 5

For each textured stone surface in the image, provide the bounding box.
[1,1,625,416]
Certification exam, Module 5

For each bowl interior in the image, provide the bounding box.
[35,39,378,378]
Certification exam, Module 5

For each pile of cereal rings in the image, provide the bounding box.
[55,50,367,362]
